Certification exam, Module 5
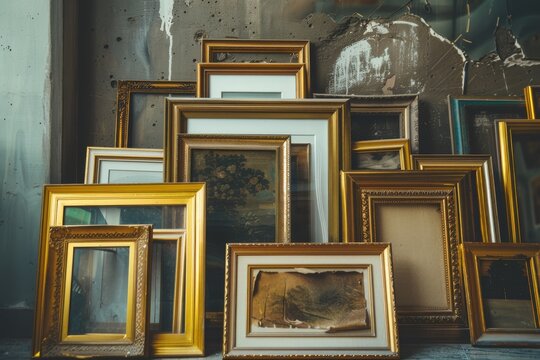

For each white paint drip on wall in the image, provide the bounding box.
[159,0,175,80]
[503,37,540,67]
[363,22,390,35]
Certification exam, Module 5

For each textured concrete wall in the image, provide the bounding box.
[0,0,51,313]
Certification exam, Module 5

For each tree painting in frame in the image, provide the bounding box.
[177,135,290,316]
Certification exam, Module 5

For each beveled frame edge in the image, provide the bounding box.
[84,146,164,184]
[446,95,526,154]
[524,85,540,119]
[196,62,308,98]
[411,154,501,244]
[459,242,540,346]
[176,134,291,242]
[339,171,468,337]
[353,139,412,170]
[40,225,151,358]
[115,80,196,148]
[314,93,419,153]
[222,242,399,359]
[200,39,310,91]
[164,98,351,243]
[496,120,540,243]
[32,183,207,358]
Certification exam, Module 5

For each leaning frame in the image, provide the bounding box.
[524,85,540,119]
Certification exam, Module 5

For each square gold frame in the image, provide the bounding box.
[460,243,540,346]
[352,139,412,170]
[412,154,501,243]
[525,85,540,119]
[341,171,473,340]
[223,243,399,359]
[497,120,540,243]
[38,225,151,358]
[32,183,206,357]
[115,80,196,148]
[201,39,310,91]
[164,98,351,243]
[197,63,307,98]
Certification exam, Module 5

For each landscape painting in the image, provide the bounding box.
[352,150,401,170]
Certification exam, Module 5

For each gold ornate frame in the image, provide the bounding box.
[39,225,151,358]
[84,146,163,184]
[497,120,540,243]
[460,243,540,346]
[197,63,307,98]
[524,85,540,119]
[164,98,351,243]
[341,171,471,340]
[200,39,310,91]
[115,80,196,147]
[177,134,290,242]
[412,154,501,243]
[33,183,206,357]
[352,139,412,170]
[223,243,399,359]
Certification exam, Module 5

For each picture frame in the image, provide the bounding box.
[460,243,540,346]
[496,120,540,243]
[352,139,411,170]
[197,63,307,99]
[524,85,540,119]
[223,243,399,359]
[115,80,196,148]
[341,171,473,340]
[176,134,291,317]
[38,225,151,358]
[447,95,526,155]
[84,146,164,184]
[164,98,351,243]
[314,93,419,153]
[33,183,206,357]
[411,154,501,243]
[200,39,310,91]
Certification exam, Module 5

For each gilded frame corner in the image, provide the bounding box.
[352,139,412,170]
[460,242,540,346]
[223,243,399,359]
[524,85,540,119]
[115,80,196,148]
[39,225,151,358]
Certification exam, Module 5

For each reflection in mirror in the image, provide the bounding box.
[68,247,130,335]
[63,205,185,229]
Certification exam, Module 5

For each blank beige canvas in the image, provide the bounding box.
[375,203,448,311]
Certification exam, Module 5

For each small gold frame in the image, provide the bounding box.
[412,154,501,243]
[341,171,472,340]
[33,183,206,357]
[223,243,399,359]
[201,39,310,90]
[352,139,412,170]
[497,120,540,243]
[164,98,351,243]
[39,225,151,358]
[460,243,540,346]
[524,85,540,119]
[115,80,196,148]
[197,63,307,98]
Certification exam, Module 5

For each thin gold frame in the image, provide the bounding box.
[352,139,412,170]
[460,243,540,346]
[39,225,151,358]
[497,120,540,243]
[32,183,206,357]
[177,134,290,242]
[84,146,163,184]
[341,171,472,340]
[115,80,196,148]
[164,98,351,243]
[200,39,310,91]
[524,85,540,119]
[197,62,307,98]
[223,243,399,359]
[412,154,501,243]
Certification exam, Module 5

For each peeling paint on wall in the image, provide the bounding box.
[159,0,174,80]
